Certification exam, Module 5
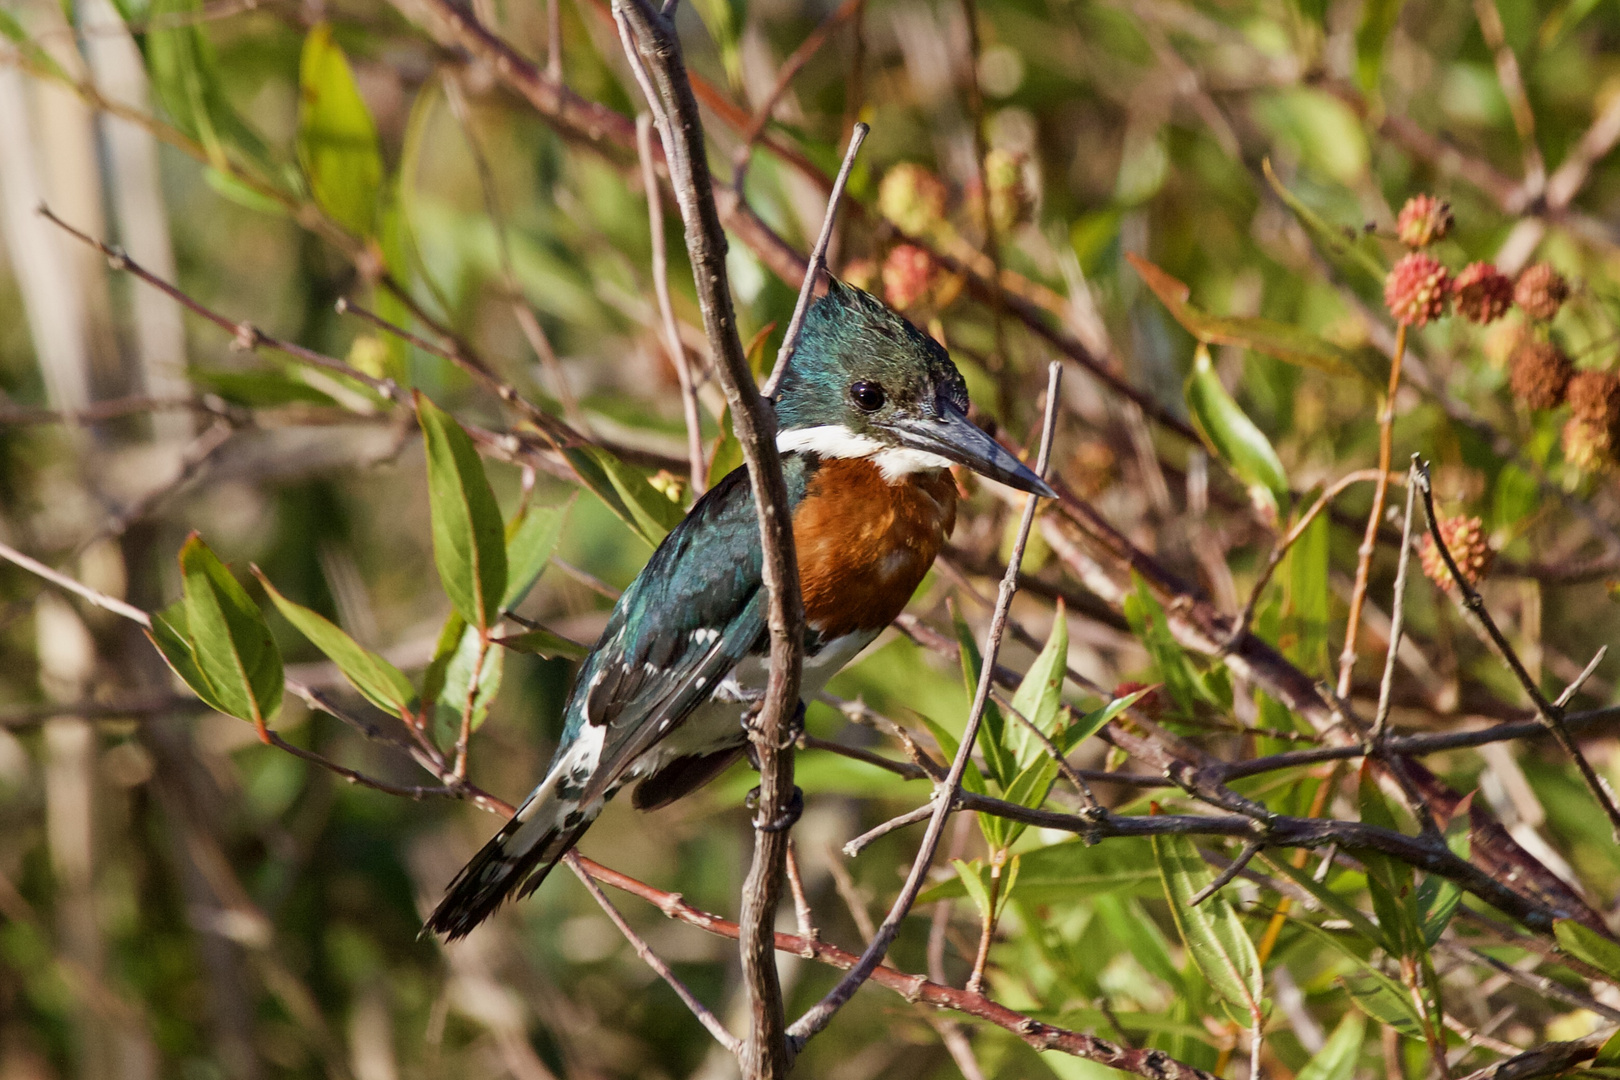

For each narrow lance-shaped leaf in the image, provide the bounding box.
[1260,159,1388,295]
[564,446,684,548]
[423,613,504,743]
[256,572,416,720]
[503,497,572,610]
[178,534,283,731]
[1127,252,1386,386]
[1555,918,1620,981]
[416,391,508,632]
[491,626,590,660]
[147,602,234,718]
[1185,343,1290,520]
[1151,829,1263,1024]
[1007,598,1069,769]
[953,605,1014,791]
[1296,1013,1366,1080]
[297,23,384,237]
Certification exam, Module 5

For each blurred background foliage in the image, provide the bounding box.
[4,0,1620,1075]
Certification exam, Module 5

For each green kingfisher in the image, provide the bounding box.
[427,280,1053,939]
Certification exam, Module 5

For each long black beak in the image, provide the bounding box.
[887,401,1056,498]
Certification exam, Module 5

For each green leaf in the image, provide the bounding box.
[424,614,503,740]
[177,534,283,727]
[1260,853,1385,947]
[564,446,684,548]
[707,411,744,489]
[416,392,508,632]
[503,498,571,609]
[1356,766,1422,958]
[920,714,988,799]
[954,607,1014,792]
[1152,832,1263,1023]
[296,23,384,237]
[952,858,994,918]
[1283,916,1425,1037]
[1185,343,1290,519]
[256,573,415,719]
[146,0,278,181]
[1595,1026,1620,1068]
[921,837,1161,904]
[1284,511,1330,673]
[189,366,337,408]
[1007,599,1069,769]
[1260,160,1389,295]
[1297,1013,1366,1080]
[147,602,234,717]
[1122,573,1205,719]
[1417,812,1469,947]
[1128,252,1386,386]
[1338,970,1424,1037]
[0,12,68,80]
[491,626,590,661]
[1355,0,1404,95]
[1555,919,1620,980]
[688,0,746,89]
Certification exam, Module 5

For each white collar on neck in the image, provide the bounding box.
[776,424,952,483]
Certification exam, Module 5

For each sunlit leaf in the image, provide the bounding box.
[1555,918,1620,980]
[177,534,283,728]
[954,606,1013,793]
[1152,831,1263,1023]
[1355,0,1404,96]
[257,572,415,719]
[424,613,503,740]
[1008,599,1069,768]
[503,497,572,609]
[564,446,684,548]
[1185,343,1290,519]
[1297,1013,1366,1080]
[147,601,233,718]
[1128,252,1385,386]
[296,23,384,237]
[416,391,508,632]
[921,837,1160,904]
[491,626,589,661]
[1260,159,1388,295]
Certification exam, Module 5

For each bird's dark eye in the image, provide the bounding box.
[850,381,886,412]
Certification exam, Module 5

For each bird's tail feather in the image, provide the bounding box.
[425,794,594,940]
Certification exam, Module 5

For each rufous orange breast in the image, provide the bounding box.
[792,458,958,641]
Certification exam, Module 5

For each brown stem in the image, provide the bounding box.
[1338,323,1407,698]
[609,3,806,1072]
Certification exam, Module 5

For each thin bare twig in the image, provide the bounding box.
[788,362,1061,1048]
[1371,461,1421,741]
[783,842,819,946]
[1338,324,1408,698]
[759,122,869,399]
[1415,459,1620,841]
[637,112,708,493]
[563,852,742,1052]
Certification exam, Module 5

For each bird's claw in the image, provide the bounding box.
[742,699,806,763]
[745,784,804,832]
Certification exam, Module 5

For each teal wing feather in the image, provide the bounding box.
[563,456,814,800]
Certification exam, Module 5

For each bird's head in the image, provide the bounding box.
[772,280,1054,496]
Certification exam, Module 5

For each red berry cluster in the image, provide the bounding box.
[1381,195,1569,332]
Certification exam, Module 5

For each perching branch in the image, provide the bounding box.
[609,2,806,1072]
